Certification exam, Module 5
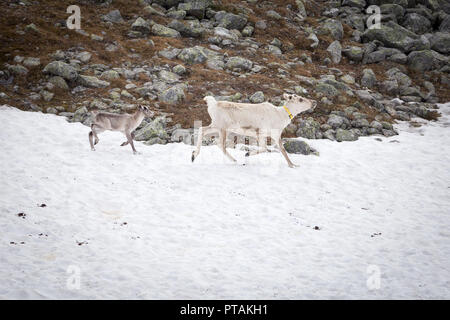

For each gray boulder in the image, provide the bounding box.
[158,85,185,104]
[317,19,344,40]
[178,0,212,19]
[215,11,247,30]
[315,83,339,97]
[361,68,377,88]
[77,75,110,88]
[343,46,364,62]
[131,17,151,35]
[102,10,124,23]
[362,21,421,53]
[152,24,181,38]
[177,47,208,64]
[134,116,169,141]
[283,140,317,155]
[49,76,69,90]
[402,13,432,35]
[168,20,204,38]
[43,61,78,81]
[407,50,448,72]
[327,40,342,64]
[296,118,321,139]
[225,56,253,71]
[429,32,450,54]
[249,91,265,103]
[336,129,358,142]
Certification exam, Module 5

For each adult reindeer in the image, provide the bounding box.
[192,94,317,168]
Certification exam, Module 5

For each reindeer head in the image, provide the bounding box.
[283,93,317,116]
[138,105,154,117]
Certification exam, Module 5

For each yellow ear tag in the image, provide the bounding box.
[283,105,294,120]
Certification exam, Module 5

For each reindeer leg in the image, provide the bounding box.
[120,132,134,147]
[192,126,217,162]
[219,129,237,163]
[125,131,137,154]
[89,131,95,151]
[276,136,297,168]
[246,134,270,157]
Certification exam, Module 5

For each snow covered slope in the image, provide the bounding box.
[0,104,449,299]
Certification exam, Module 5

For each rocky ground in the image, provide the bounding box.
[0,0,449,150]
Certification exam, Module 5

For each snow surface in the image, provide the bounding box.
[0,103,449,299]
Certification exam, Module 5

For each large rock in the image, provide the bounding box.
[315,83,339,97]
[178,0,212,19]
[336,129,358,142]
[134,116,169,141]
[213,26,239,41]
[296,118,321,139]
[362,21,421,53]
[43,61,78,81]
[361,68,377,88]
[225,56,253,71]
[327,40,342,64]
[429,32,450,54]
[407,49,449,72]
[343,46,364,62]
[77,75,110,88]
[327,114,349,129]
[214,11,247,30]
[249,91,265,103]
[158,85,185,104]
[317,19,344,40]
[177,47,208,64]
[131,17,151,34]
[283,140,317,155]
[168,20,204,38]
[8,64,28,75]
[49,76,69,90]
[102,10,124,23]
[402,13,432,34]
[152,24,181,38]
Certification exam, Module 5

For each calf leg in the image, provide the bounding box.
[125,131,137,154]
[89,131,95,151]
[89,124,104,151]
[121,132,134,146]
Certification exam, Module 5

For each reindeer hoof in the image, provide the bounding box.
[120,142,128,146]
[191,151,195,162]
[91,148,96,151]
[245,151,250,157]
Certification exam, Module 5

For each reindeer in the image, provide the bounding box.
[191,94,317,167]
[89,105,153,154]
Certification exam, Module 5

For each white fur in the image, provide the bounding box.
[192,94,317,167]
